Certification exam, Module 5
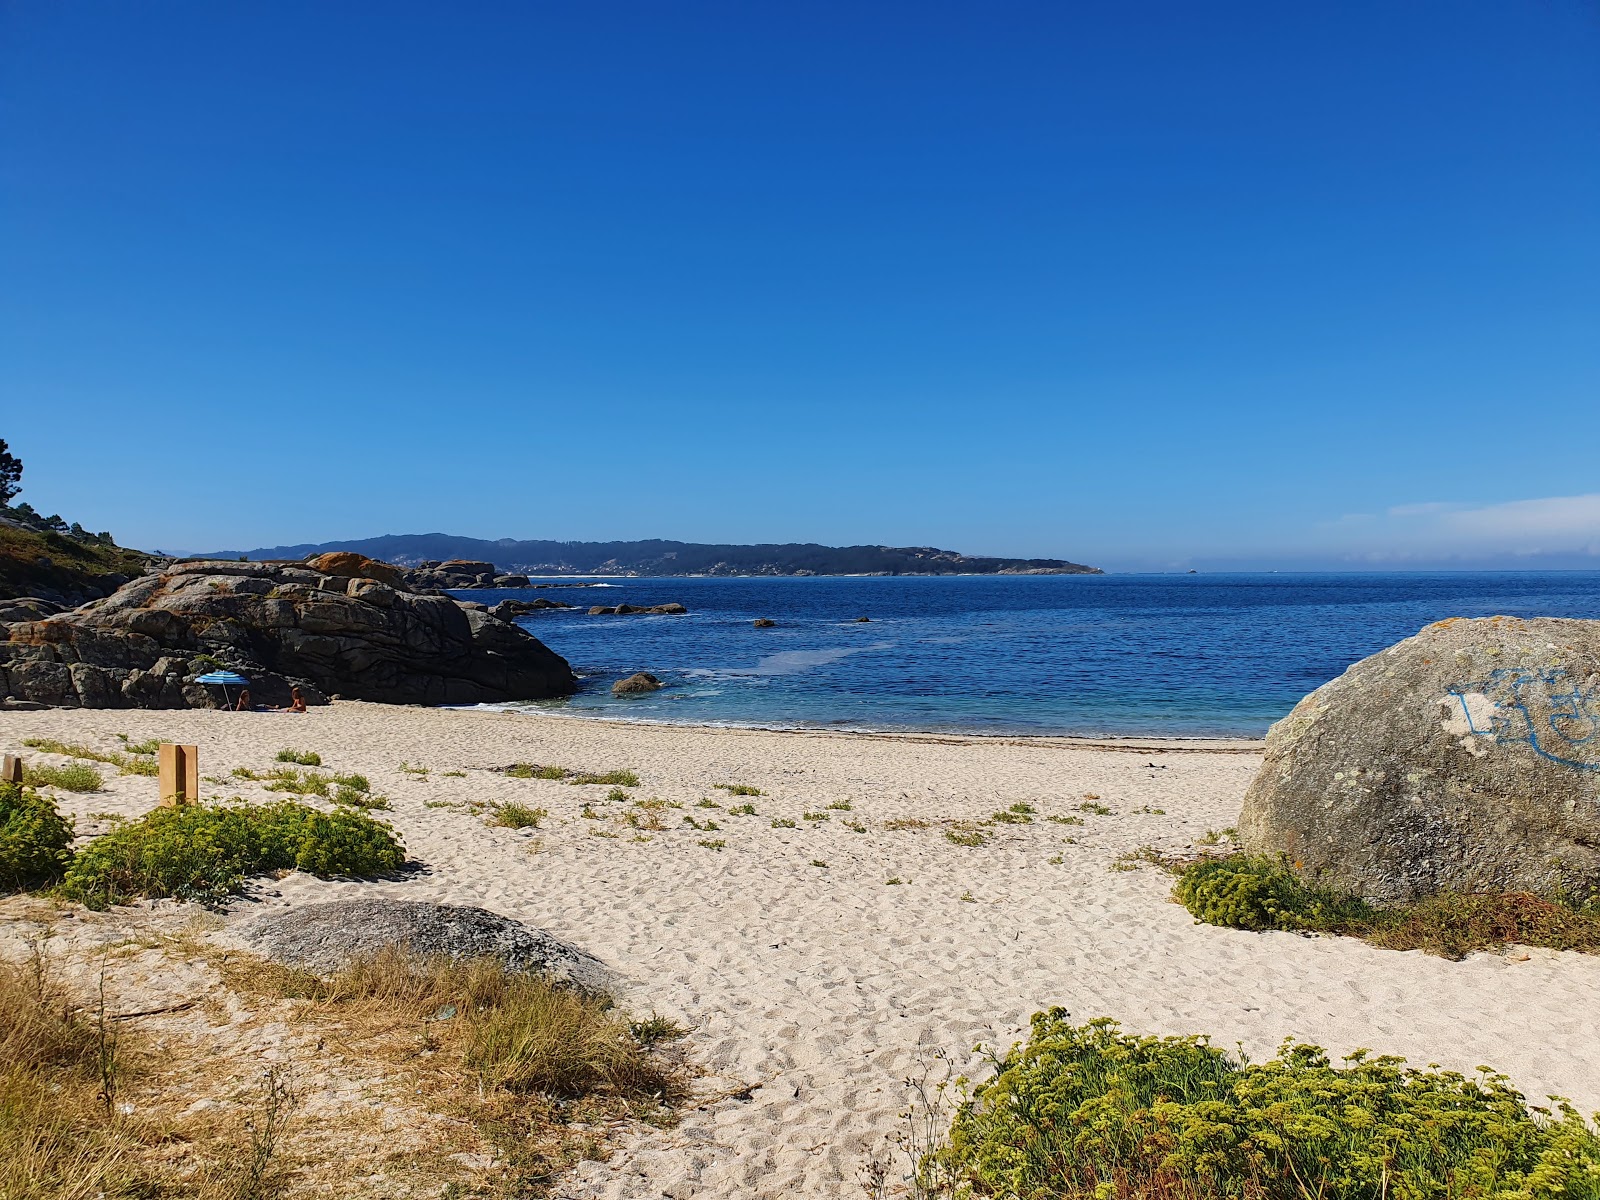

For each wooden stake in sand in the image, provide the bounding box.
[158,743,199,806]
[1,753,22,785]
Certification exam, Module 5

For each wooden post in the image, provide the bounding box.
[158,743,199,806]
[1,754,22,785]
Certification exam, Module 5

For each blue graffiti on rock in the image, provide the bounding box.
[1448,668,1600,771]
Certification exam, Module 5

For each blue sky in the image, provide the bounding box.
[3,1,1597,571]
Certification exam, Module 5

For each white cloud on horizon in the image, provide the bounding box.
[1316,492,1600,563]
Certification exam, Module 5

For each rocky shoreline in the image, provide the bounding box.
[0,552,576,709]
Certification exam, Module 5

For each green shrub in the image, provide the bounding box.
[714,783,762,797]
[58,800,405,909]
[1175,854,1371,932]
[117,736,162,756]
[728,803,757,816]
[932,1011,1600,1199]
[0,784,75,890]
[23,762,103,793]
[331,772,370,793]
[1175,855,1600,958]
[275,748,321,766]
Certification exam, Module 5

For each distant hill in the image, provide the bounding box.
[201,533,1101,577]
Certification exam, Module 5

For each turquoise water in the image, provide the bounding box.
[462,573,1600,738]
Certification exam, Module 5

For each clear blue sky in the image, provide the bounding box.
[3,1,1597,570]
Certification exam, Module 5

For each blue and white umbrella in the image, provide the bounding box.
[195,670,251,707]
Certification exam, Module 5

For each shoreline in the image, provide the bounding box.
[457,702,1268,753]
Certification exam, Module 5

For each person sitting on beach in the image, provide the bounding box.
[285,686,308,714]
[234,689,253,712]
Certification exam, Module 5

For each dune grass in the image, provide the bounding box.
[926,1011,1600,1199]
[237,947,686,1190]
[0,949,298,1200]
[1175,854,1600,958]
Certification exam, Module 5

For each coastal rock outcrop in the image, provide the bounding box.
[612,672,664,696]
[489,597,573,621]
[240,898,609,993]
[1239,616,1600,905]
[0,558,577,709]
[587,603,687,616]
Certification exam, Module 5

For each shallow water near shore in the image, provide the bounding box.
[466,572,1600,738]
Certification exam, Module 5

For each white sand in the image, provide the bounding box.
[4,702,1598,1198]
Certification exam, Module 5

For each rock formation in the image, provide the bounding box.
[0,558,577,709]
[488,597,573,621]
[239,898,610,993]
[612,672,665,696]
[398,560,540,591]
[587,603,688,616]
[1240,616,1600,904]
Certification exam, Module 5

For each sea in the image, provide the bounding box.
[460,573,1600,739]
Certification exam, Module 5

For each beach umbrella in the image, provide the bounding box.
[195,670,250,708]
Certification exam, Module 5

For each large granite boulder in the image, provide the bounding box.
[1240,616,1600,905]
[0,558,577,709]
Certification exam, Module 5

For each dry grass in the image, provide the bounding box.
[0,945,297,1200]
[230,947,687,1193]
[0,911,687,1200]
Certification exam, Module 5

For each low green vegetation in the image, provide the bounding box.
[714,783,762,797]
[771,818,797,829]
[335,786,390,809]
[606,787,631,803]
[944,827,989,848]
[697,839,726,851]
[728,803,757,816]
[275,748,322,766]
[57,800,405,909]
[802,810,830,822]
[22,736,156,778]
[928,1011,1600,1199]
[1076,801,1113,815]
[22,762,103,793]
[490,802,548,830]
[0,784,75,889]
[1176,854,1600,958]
[506,763,569,780]
[1045,814,1084,826]
[569,769,640,787]
[332,772,370,792]
[989,807,1032,825]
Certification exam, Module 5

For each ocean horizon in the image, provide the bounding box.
[461,571,1600,739]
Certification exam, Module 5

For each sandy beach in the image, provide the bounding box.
[3,701,1598,1198]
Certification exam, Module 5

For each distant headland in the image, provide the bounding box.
[197,534,1102,578]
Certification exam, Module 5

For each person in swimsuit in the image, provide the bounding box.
[285,686,308,713]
